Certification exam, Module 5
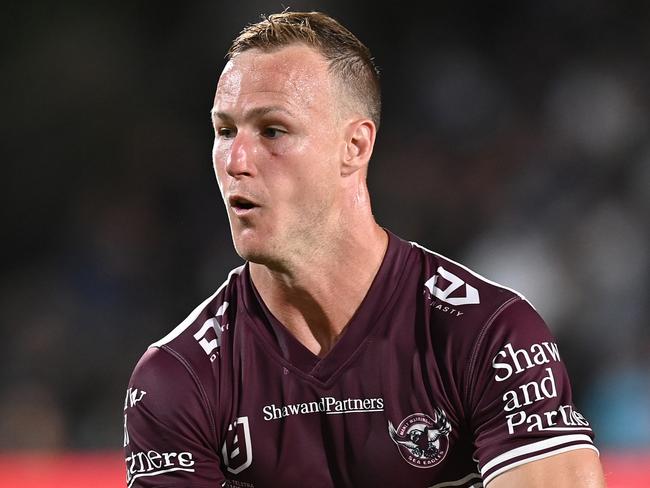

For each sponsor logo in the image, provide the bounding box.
[425,266,480,306]
[194,301,229,362]
[506,403,590,434]
[262,396,384,421]
[125,449,195,488]
[124,387,146,410]
[223,481,255,488]
[491,341,591,434]
[222,416,253,475]
[388,408,452,468]
[424,267,479,317]
[123,387,146,447]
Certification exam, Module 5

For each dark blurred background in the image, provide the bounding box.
[2,0,649,454]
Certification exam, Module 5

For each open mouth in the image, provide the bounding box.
[229,195,258,213]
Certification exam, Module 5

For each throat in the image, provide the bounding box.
[249,226,389,359]
[284,316,349,358]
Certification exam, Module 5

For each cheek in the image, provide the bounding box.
[285,169,334,213]
[212,139,228,190]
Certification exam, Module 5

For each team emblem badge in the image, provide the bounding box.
[388,408,451,468]
[222,416,253,474]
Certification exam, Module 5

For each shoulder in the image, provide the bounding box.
[410,238,558,373]
[405,238,546,392]
[127,346,207,421]
[408,239,529,330]
[134,265,245,397]
[404,242,598,483]
[151,265,245,361]
[125,265,245,437]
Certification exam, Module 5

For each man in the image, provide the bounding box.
[123,11,606,488]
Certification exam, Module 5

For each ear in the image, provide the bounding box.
[341,119,376,177]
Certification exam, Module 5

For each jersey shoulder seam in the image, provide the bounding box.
[463,296,522,415]
[409,240,528,300]
[157,344,219,445]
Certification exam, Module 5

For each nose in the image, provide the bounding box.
[225,132,256,178]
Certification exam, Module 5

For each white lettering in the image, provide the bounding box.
[262,396,385,420]
[492,350,513,382]
[124,450,195,483]
[126,453,137,475]
[525,413,544,432]
[539,367,558,398]
[123,414,129,447]
[162,452,177,467]
[501,369,558,413]
[134,452,147,472]
[502,390,521,412]
[505,343,534,374]
[530,343,549,365]
[505,404,591,434]
[543,342,561,362]
[559,404,573,425]
[262,405,271,421]
[506,411,526,434]
[544,410,558,426]
[492,342,562,381]
[124,388,146,410]
[518,379,542,407]
[177,452,195,468]
[147,450,162,469]
[572,410,589,426]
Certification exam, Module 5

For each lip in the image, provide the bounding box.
[228,193,260,216]
[231,206,258,217]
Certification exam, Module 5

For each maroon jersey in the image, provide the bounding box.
[123,230,597,487]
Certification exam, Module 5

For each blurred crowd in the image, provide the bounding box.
[2,1,649,451]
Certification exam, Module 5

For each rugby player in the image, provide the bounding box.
[123,11,606,487]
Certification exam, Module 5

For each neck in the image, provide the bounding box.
[250,221,388,358]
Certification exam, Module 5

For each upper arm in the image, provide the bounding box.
[488,448,605,487]
[466,299,599,485]
[124,347,224,487]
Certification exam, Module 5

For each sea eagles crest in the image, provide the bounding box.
[388,408,451,468]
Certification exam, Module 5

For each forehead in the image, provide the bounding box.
[213,44,334,117]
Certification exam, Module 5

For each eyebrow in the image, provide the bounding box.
[210,105,295,122]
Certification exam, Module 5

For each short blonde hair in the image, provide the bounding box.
[227,11,381,128]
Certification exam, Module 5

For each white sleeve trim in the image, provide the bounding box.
[480,433,594,474]
[483,444,598,486]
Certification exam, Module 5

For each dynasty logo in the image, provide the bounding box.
[388,408,452,468]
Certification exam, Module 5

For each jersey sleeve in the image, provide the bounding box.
[123,347,225,487]
[466,298,597,486]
